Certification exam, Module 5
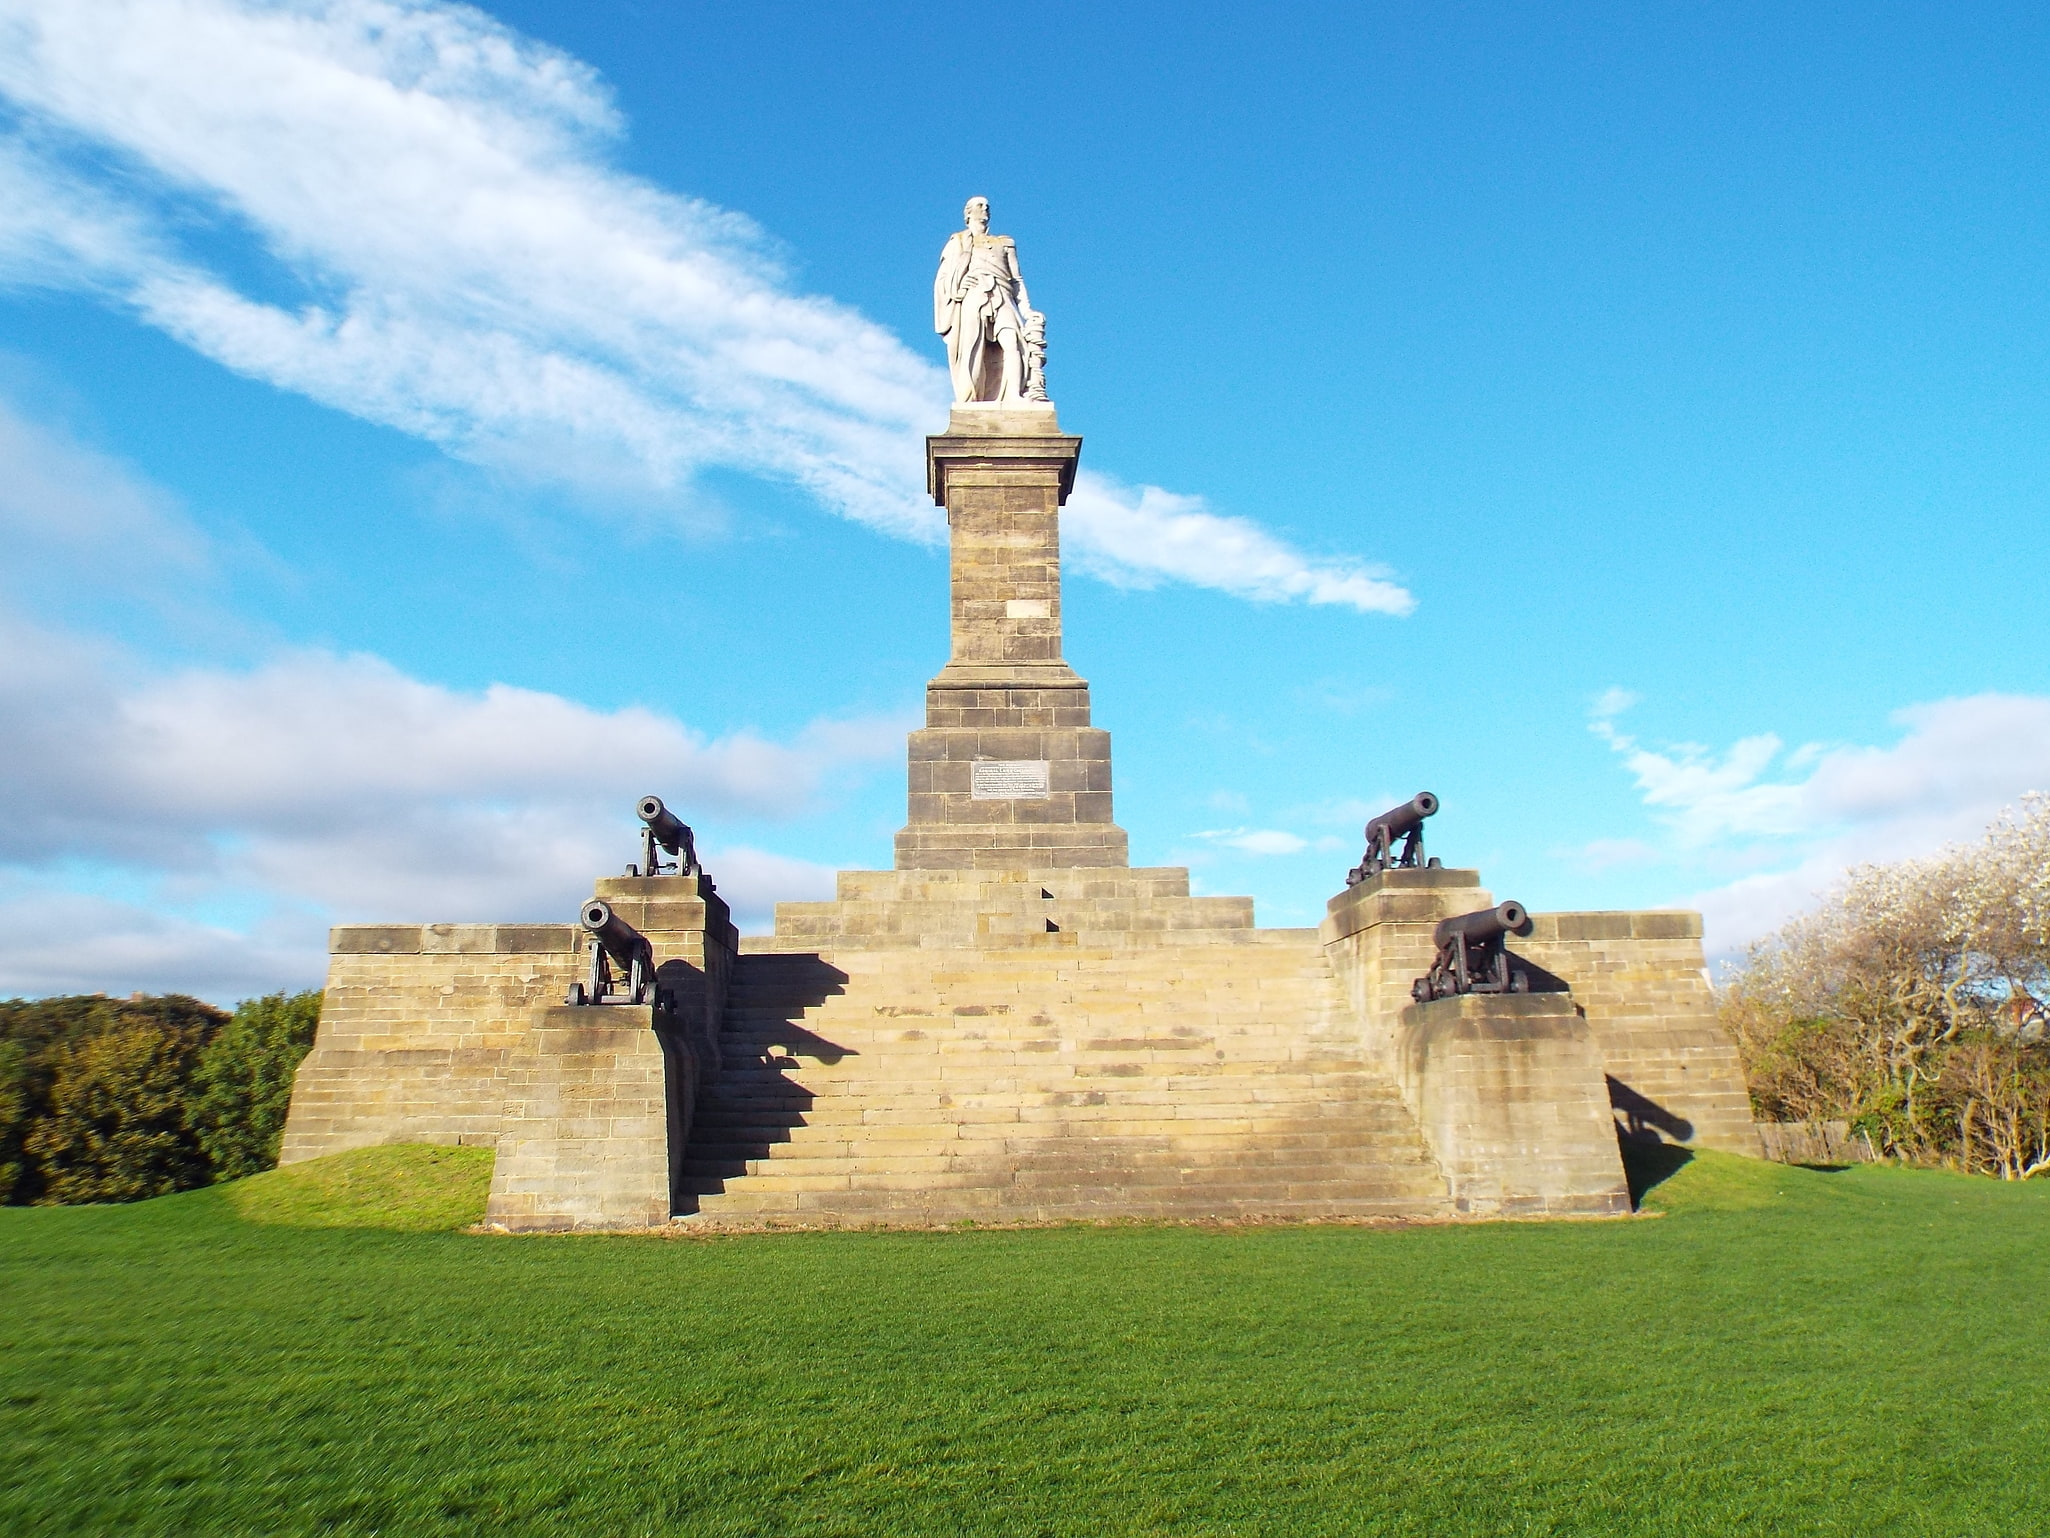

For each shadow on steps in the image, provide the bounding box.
[676,953,851,1214]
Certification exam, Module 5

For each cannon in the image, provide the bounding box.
[566,898,655,1006]
[1412,900,1533,1003]
[628,794,701,879]
[1346,792,1441,886]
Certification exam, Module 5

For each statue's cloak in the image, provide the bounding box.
[934,230,972,334]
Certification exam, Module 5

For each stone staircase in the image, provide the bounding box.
[676,916,1454,1225]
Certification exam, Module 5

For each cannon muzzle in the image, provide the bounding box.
[1367,792,1439,843]
[637,794,688,854]
[579,899,646,964]
[1434,901,1531,947]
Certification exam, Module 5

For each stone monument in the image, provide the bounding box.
[275,199,1761,1230]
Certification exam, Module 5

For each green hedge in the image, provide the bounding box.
[0,990,321,1204]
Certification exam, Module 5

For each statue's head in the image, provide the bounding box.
[963,197,990,234]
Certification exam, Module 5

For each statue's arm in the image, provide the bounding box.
[1006,239,1033,315]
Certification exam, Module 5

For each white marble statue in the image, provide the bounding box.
[934,197,1049,404]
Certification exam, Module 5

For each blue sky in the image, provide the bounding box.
[3,0,2048,999]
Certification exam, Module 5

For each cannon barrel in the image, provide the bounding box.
[1433,901,1531,946]
[636,794,688,854]
[1366,791,1439,842]
[579,899,647,964]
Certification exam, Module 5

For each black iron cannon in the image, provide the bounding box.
[566,898,655,1006]
[1346,792,1441,886]
[1412,900,1533,1003]
[629,794,701,879]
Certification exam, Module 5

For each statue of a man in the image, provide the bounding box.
[934,197,1047,404]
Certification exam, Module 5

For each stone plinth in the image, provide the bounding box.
[1321,867,1493,1054]
[1395,994,1631,1217]
[485,1004,692,1232]
[896,404,1128,870]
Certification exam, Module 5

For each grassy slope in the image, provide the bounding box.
[1,1148,2045,1537]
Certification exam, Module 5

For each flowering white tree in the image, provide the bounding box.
[1722,797,2049,1178]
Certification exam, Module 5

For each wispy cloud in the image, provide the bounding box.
[0,0,1412,614]
[1591,691,2050,954]
[1064,478,1413,615]
[1191,826,1350,857]
[1194,828,1311,856]
[0,393,211,594]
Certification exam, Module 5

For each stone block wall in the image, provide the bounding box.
[763,866,1253,951]
[1321,868,1760,1174]
[279,923,580,1164]
[1515,912,1760,1155]
[279,876,735,1181]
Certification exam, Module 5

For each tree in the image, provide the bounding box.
[25,1011,221,1203]
[186,990,323,1181]
[0,993,228,1203]
[0,1038,31,1202]
[1723,797,2050,1175]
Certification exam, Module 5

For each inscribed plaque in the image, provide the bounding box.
[971,760,1051,800]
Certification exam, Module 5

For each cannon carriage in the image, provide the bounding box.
[1413,901,1535,1003]
[566,898,657,1008]
[1347,792,1441,886]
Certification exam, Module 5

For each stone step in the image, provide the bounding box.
[683,1189,1448,1222]
[681,933,1450,1226]
[683,1143,1442,1183]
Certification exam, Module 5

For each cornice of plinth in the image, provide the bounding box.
[926,431,1082,507]
[927,661,1089,690]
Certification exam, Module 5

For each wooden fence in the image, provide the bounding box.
[1755,1120,1881,1165]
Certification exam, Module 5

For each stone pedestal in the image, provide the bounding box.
[484,1003,692,1232]
[1395,994,1631,1217]
[895,403,1129,870]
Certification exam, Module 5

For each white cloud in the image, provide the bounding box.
[1064,475,1414,615]
[1589,686,1638,722]
[0,396,882,996]
[1194,827,1312,857]
[0,884,321,1000]
[0,607,902,997]
[0,0,1412,614]
[1594,694,2050,956]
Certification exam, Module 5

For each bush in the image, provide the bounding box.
[1722,798,2050,1178]
[187,991,323,1181]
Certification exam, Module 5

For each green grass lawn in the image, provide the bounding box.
[2,1148,2046,1536]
